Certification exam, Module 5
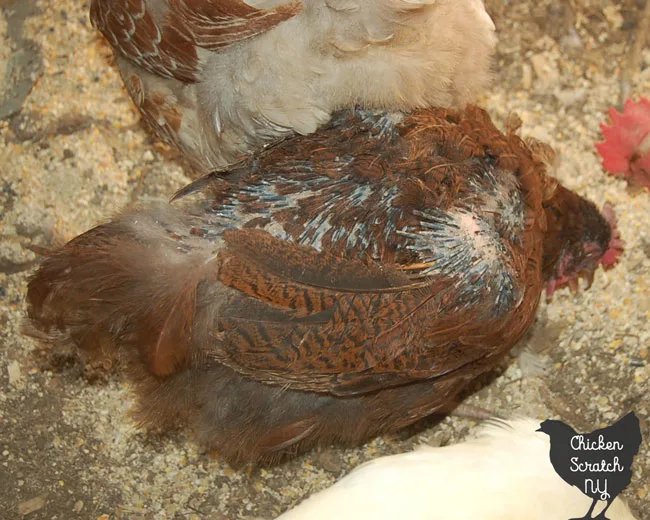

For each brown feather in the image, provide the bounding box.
[90,0,300,82]
[25,106,615,465]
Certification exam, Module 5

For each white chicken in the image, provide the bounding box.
[91,0,496,171]
[276,419,639,520]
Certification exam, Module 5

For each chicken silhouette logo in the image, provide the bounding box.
[537,412,642,520]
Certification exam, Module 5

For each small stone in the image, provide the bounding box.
[7,360,21,385]
[603,5,623,30]
[559,29,582,51]
[311,449,344,474]
[142,150,155,162]
[530,53,560,90]
[553,89,586,107]
[73,500,84,512]
[17,495,47,516]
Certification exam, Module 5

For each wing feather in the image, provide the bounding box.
[209,228,493,395]
[90,0,301,81]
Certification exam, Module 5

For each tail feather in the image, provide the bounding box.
[26,205,220,377]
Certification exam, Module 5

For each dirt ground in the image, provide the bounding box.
[1,0,649,518]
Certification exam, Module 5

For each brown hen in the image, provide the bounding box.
[90,0,496,171]
[26,106,620,465]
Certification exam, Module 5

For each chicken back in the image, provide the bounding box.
[26,106,619,465]
[89,0,496,171]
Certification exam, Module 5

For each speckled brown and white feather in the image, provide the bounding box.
[26,106,616,465]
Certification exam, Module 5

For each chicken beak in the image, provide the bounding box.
[582,268,596,290]
[568,277,580,295]
[545,281,556,302]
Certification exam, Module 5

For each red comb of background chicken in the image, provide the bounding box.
[596,98,650,190]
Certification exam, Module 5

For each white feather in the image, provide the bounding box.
[114,0,497,171]
[276,419,638,520]
[191,0,497,169]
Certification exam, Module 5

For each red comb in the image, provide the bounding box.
[596,98,650,190]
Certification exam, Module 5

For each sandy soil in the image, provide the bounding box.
[0,0,648,518]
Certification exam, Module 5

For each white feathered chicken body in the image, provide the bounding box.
[91,0,496,171]
[276,419,638,520]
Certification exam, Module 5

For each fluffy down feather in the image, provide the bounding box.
[90,0,497,171]
[276,419,638,520]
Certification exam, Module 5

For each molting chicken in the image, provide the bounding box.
[26,106,620,465]
[89,0,497,171]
